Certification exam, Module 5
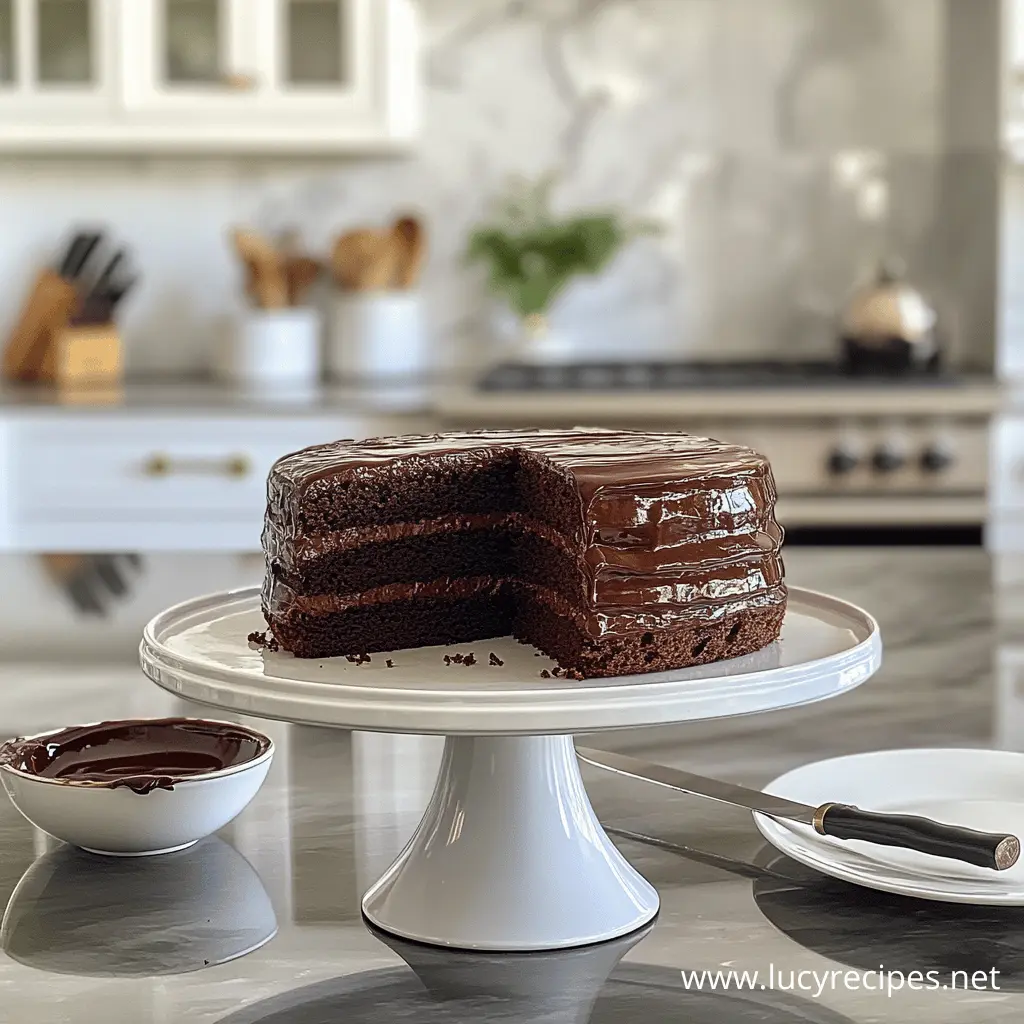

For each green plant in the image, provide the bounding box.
[465,174,659,320]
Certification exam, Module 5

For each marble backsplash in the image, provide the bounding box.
[0,0,1002,373]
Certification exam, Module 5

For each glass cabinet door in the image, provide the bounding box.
[163,0,223,85]
[161,0,257,90]
[253,0,374,113]
[0,0,111,109]
[0,0,14,85]
[282,0,347,89]
[120,0,260,112]
[160,0,261,92]
[36,0,93,84]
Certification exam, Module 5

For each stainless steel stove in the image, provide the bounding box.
[477,360,962,393]
[436,361,1000,531]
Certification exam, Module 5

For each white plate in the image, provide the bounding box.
[140,586,880,736]
[755,749,1024,905]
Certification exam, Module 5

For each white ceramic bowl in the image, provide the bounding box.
[0,719,274,857]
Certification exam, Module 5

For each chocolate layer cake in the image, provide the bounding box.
[261,429,786,678]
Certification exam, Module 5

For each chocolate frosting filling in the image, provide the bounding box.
[0,718,271,795]
[268,575,786,638]
[266,512,575,570]
[263,428,785,637]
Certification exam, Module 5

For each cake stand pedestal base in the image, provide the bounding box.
[360,735,660,951]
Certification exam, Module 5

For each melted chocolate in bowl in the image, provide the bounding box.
[0,719,271,795]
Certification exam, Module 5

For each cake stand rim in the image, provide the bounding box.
[139,586,881,735]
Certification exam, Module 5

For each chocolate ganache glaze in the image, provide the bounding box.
[261,428,786,672]
[0,719,271,795]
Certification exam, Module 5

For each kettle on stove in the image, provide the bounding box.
[839,259,940,374]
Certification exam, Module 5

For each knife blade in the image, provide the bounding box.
[576,747,1021,872]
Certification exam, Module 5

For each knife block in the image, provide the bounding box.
[1,269,79,382]
[40,322,123,387]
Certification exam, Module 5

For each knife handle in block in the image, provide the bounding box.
[814,803,1020,871]
[2,270,78,382]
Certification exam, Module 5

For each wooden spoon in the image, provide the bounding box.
[331,230,368,290]
[231,228,288,309]
[392,216,426,289]
[331,228,399,291]
[285,256,322,306]
[358,233,402,291]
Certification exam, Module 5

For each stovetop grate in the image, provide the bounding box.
[476,360,962,392]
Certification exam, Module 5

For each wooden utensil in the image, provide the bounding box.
[231,229,288,309]
[358,233,402,291]
[330,230,367,290]
[331,228,399,291]
[392,215,426,289]
[285,256,322,306]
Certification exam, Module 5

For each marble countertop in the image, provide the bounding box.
[0,375,1003,423]
[0,379,435,417]
[0,547,1021,1023]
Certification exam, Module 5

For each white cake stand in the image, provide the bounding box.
[140,586,880,952]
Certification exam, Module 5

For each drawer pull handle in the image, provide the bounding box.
[143,454,251,478]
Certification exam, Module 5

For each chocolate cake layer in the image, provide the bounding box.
[261,429,787,677]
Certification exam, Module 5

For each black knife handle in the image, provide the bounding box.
[815,803,1020,871]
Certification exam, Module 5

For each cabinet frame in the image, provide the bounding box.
[0,0,115,118]
[0,0,418,151]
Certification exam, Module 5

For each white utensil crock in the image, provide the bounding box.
[223,309,321,387]
[328,291,427,380]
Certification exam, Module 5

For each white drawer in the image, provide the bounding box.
[12,417,354,518]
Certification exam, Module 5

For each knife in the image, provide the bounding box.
[58,231,103,282]
[576,747,1020,872]
[89,249,125,300]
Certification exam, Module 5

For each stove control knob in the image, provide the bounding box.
[827,448,860,476]
[920,445,954,473]
[872,446,906,474]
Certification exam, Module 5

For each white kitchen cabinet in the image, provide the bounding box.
[4,413,361,551]
[0,0,418,151]
[0,0,116,119]
[1007,0,1024,156]
[0,394,434,551]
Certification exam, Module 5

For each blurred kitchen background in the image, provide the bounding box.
[1,0,1023,675]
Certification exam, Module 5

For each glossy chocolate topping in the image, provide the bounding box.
[263,428,785,635]
[0,718,271,795]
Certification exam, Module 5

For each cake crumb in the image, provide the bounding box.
[346,653,371,665]
[488,652,504,667]
[463,653,477,666]
[565,668,585,680]
[247,630,279,652]
[540,669,551,679]
[443,655,453,665]
[386,659,394,668]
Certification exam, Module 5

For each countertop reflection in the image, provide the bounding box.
[0,547,1018,1023]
